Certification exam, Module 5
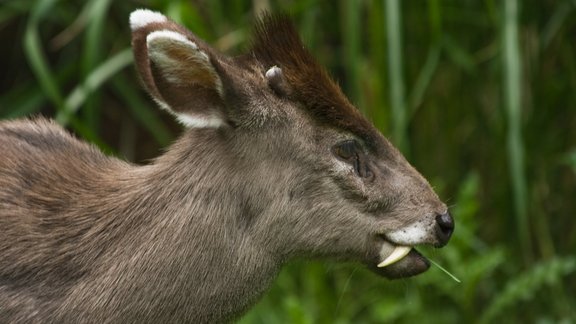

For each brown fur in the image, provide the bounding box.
[250,14,380,149]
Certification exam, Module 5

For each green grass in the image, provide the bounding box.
[385,0,408,154]
[502,0,530,264]
[0,0,575,322]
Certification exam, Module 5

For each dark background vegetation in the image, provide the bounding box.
[1,0,575,322]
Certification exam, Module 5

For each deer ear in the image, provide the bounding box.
[130,9,225,128]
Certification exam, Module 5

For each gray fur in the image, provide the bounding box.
[0,10,453,323]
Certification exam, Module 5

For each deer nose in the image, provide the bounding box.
[435,211,454,246]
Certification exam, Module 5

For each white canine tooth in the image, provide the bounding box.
[377,246,412,268]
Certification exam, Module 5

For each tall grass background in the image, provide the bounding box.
[1,0,575,322]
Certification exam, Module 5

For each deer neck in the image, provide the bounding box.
[88,131,283,321]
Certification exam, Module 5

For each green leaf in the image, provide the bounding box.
[56,49,133,125]
[481,257,576,323]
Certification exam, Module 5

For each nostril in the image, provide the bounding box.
[435,212,454,243]
[436,212,454,231]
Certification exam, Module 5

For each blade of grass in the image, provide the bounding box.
[111,75,172,146]
[57,48,133,125]
[82,0,112,130]
[428,258,461,283]
[541,0,575,49]
[24,0,65,112]
[442,35,476,73]
[409,45,441,117]
[50,0,99,50]
[502,0,530,262]
[408,0,442,115]
[385,0,408,154]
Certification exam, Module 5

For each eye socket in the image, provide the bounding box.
[332,140,359,162]
[332,140,374,180]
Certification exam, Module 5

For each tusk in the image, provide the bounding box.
[377,246,412,268]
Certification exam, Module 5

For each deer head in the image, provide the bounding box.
[129,9,453,279]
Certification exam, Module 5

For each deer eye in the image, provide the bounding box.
[332,140,359,162]
[332,140,373,179]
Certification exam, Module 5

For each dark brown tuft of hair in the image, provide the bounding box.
[250,13,380,148]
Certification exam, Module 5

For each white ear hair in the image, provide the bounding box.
[146,30,198,50]
[175,113,226,128]
[153,96,225,129]
[130,9,167,30]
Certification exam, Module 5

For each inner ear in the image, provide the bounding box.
[145,29,226,128]
[148,70,226,128]
[147,30,223,96]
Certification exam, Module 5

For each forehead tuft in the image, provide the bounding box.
[250,13,380,147]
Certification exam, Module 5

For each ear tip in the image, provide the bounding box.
[130,9,168,31]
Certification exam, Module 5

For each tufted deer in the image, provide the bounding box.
[0,9,454,323]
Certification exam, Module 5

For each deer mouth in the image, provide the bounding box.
[366,237,430,279]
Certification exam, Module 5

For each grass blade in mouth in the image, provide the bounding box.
[428,258,461,283]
